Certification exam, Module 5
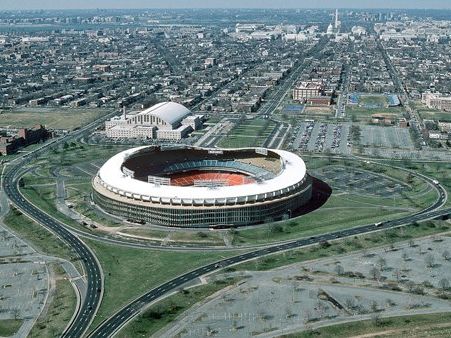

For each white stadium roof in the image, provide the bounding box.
[96,146,307,203]
[138,102,191,125]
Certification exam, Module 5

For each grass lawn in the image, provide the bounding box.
[303,106,333,115]
[232,220,450,272]
[20,185,83,230]
[118,228,225,246]
[118,220,451,337]
[169,230,224,245]
[217,118,276,148]
[0,319,22,337]
[19,142,129,231]
[66,184,123,228]
[359,94,389,107]
[418,110,451,122]
[286,312,451,338]
[119,228,170,239]
[21,175,56,187]
[46,144,127,167]
[347,105,404,122]
[30,264,77,337]
[0,107,109,130]
[4,209,79,264]
[230,155,438,246]
[20,152,440,248]
[116,278,239,338]
[389,160,451,207]
[232,207,411,246]
[86,240,237,332]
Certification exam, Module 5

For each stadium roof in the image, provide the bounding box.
[138,102,191,125]
[97,146,307,202]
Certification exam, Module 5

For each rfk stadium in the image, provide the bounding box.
[92,145,312,228]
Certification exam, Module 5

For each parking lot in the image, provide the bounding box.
[0,227,49,337]
[362,148,451,161]
[311,165,407,198]
[290,121,351,155]
[360,126,414,150]
[161,235,451,338]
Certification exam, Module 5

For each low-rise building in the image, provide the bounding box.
[305,96,332,106]
[422,92,451,112]
[292,81,325,101]
[371,113,396,125]
[438,121,451,132]
[105,102,203,140]
[0,125,49,155]
[156,125,192,140]
[428,131,449,140]
[106,125,156,139]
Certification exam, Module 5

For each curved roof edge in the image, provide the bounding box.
[139,102,191,125]
[97,146,307,201]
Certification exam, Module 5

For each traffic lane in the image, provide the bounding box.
[90,206,451,337]
[2,111,118,336]
[4,174,102,338]
[89,177,450,337]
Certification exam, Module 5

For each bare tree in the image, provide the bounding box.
[425,254,435,268]
[393,269,401,282]
[385,298,396,307]
[370,300,379,313]
[406,280,416,292]
[442,250,450,261]
[371,313,382,326]
[438,278,450,291]
[334,264,345,276]
[401,250,410,262]
[344,297,356,310]
[369,267,381,280]
[12,308,20,320]
[304,310,312,324]
[285,306,294,319]
[377,256,387,271]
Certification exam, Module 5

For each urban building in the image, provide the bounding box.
[93,146,312,228]
[105,102,204,140]
[422,93,451,112]
[0,125,49,155]
[292,81,325,101]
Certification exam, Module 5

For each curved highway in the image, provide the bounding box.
[89,179,449,337]
[4,163,102,337]
[2,109,450,338]
[1,112,118,337]
[20,154,448,254]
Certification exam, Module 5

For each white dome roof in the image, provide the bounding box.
[138,102,191,125]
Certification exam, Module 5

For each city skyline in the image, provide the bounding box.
[1,0,451,10]
[0,6,450,338]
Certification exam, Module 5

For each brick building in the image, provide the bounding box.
[292,81,325,101]
[0,125,49,155]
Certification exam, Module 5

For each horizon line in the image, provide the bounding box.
[1,7,451,11]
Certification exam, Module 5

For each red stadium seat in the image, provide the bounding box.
[169,170,255,187]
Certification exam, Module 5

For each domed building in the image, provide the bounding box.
[92,145,313,228]
[105,101,204,140]
[326,23,334,35]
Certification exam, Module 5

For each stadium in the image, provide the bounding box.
[92,145,312,228]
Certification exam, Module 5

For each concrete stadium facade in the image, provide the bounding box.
[92,145,312,228]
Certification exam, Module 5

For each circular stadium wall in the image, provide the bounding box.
[92,145,312,228]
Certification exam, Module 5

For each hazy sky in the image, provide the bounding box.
[1,0,450,10]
